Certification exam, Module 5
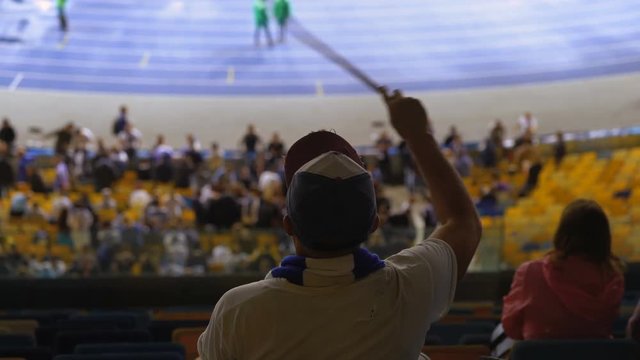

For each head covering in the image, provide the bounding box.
[285,131,376,252]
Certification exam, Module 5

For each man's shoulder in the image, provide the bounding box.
[215,278,285,316]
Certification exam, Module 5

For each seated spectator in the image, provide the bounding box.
[206,185,242,229]
[129,181,152,209]
[67,198,95,251]
[117,122,143,164]
[9,191,29,217]
[24,202,48,223]
[93,154,119,191]
[184,133,203,167]
[26,166,50,194]
[54,155,71,191]
[208,142,224,174]
[502,199,624,340]
[152,134,174,164]
[554,131,567,165]
[258,163,282,192]
[266,132,285,164]
[198,92,481,359]
[154,153,174,183]
[145,194,169,227]
[96,188,117,210]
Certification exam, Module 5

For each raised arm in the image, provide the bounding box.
[381,88,481,280]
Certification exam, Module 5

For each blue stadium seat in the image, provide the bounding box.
[0,334,36,348]
[74,342,184,357]
[510,339,640,360]
[37,323,119,348]
[53,353,183,360]
[427,322,495,345]
[63,314,139,330]
[54,330,151,354]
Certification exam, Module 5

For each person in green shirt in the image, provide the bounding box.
[273,0,291,43]
[57,0,68,32]
[253,0,273,47]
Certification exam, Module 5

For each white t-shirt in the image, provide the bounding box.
[198,239,457,360]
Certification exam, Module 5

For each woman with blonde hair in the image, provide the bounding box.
[502,199,624,340]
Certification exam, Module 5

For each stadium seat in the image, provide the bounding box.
[510,339,640,360]
[426,322,495,345]
[0,335,35,349]
[0,321,38,337]
[54,330,151,355]
[171,328,205,360]
[421,345,490,360]
[0,347,52,360]
[74,343,184,357]
[53,353,182,360]
[149,321,209,342]
[458,333,491,346]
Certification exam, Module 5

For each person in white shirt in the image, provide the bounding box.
[117,123,143,162]
[198,89,482,360]
[129,182,152,209]
[517,112,539,137]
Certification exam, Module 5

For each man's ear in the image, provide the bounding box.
[370,214,380,234]
[283,215,295,236]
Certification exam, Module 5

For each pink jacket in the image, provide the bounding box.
[502,255,624,340]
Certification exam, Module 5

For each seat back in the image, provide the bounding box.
[0,346,53,360]
[53,353,183,360]
[427,322,495,345]
[54,330,151,355]
[74,342,184,357]
[510,339,640,360]
[171,327,205,360]
[421,345,490,360]
[0,321,39,337]
[0,335,35,349]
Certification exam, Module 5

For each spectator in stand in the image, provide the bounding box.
[16,147,33,182]
[129,181,152,209]
[515,132,543,197]
[50,191,72,223]
[241,124,262,167]
[54,154,71,191]
[112,105,129,137]
[490,119,506,149]
[9,191,29,217]
[502,199,624,340]
[554,131,567,166]
[69,245,99,277]
[206,184,241,229]
[56,207,73,248]
[72,125,95,151]
[258,162,282,192]
[454,148,473,178]
[25,202,47,223]
[184,133,203,166]
[517,111,539,137]
[71,142,91,182]
[109,145,129,173]
[442,125,459,148]
[238,165,256,190]
[375,130,393,183]
[0,143,14,197]
[67,198,95,251]
[26,166,50,194]
[154,153,175,183]
[96,188,117,210]
[117,122,143,164]
[152,134,174,165]
[198,90,481,359]
[48,122,75,156]
[163,191,184,222]
[0,118,16,152]
[145,194,169,227]
[267,132,285,163]
[208,142,224,175]
[93,153,118,192]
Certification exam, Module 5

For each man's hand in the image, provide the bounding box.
[379,87,432,141]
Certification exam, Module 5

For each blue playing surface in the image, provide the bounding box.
[1,0,640,95]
